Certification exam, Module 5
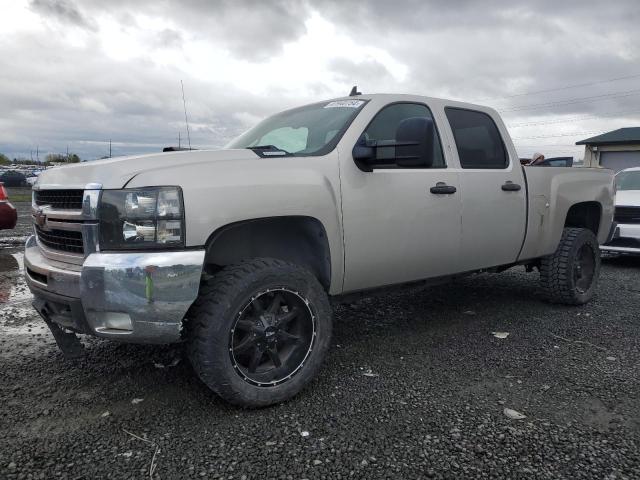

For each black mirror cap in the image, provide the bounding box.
[395,117,434,168]
[352,135,375,172]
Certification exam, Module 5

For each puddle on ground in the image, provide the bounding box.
[0,251,38,326]
[0,235,28,247]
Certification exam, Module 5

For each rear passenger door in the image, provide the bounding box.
[444,107,527,270]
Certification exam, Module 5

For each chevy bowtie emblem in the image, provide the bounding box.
[34,209,47,228]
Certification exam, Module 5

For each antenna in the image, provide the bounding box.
[349,85,361,96]
[181,80,192,150]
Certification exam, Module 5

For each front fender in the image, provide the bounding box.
[126,152,344,293]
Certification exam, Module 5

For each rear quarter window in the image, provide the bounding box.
[445,107,508,169]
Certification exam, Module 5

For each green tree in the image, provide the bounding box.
[45,153,65,163]
[0,153,10,165]
[44,153,82,163]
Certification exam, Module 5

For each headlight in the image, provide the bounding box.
[98,187,185,250]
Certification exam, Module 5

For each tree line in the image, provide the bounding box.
[0,152,82,166]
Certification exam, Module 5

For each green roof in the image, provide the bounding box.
[576,127,640,146]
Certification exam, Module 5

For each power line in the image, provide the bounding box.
[480,72,640,102]
[507,108,640,128]
[512,131,603,140]
[499,88,640,113]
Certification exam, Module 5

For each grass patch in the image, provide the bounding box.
[8,193,32,202]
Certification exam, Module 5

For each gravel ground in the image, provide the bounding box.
[0,197,639,479]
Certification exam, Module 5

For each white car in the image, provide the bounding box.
[602,167,640,254]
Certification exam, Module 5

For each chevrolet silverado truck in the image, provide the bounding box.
[25,93,615,407]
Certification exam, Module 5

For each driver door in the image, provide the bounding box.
[340,102,463,292]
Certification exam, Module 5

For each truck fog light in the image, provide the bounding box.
[90,312,133,332]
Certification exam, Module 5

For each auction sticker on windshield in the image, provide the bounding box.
[324,100,365,108]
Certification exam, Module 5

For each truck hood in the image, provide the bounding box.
[35,149,260,190]
[616,189,640,207]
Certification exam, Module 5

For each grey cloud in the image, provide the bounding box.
[328,58,392,84]
[29,0,96,30]
[66,0,312,61]
[4,0,640,161]
[155,29,183,49]
[0,31,290,160]
[317,0,640,112]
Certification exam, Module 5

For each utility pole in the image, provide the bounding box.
[66,145,69,163]
[178,132,181,149]
[109,139,112,158]
[36,146,39,163]
[181,80,192,150]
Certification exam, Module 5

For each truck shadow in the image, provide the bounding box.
[602,254,640,269]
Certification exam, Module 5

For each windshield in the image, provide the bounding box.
[226,99,367,156]
[616,170,640,191]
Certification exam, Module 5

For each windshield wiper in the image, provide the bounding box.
[246,145,292,156]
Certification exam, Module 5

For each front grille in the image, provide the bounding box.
[614,206,640,224]
[35,226,84,254]
[34,190,84,210]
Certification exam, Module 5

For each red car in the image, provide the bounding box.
[0,182,18,230]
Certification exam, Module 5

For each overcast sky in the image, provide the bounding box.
[1,0,639,161]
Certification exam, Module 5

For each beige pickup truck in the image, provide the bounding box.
[25,93,615,407]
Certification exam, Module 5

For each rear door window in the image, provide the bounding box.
[445,108,508,169]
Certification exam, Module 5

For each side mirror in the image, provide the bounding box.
[352,116,435,171]
[395,117,434,168]
[352,136,376,172]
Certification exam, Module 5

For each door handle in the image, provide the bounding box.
[501,181,521,192]
[430,182,457,195]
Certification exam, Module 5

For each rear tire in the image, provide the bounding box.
[540,227,600,305]
[186,258,332,407]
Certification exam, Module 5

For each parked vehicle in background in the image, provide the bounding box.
[601,167,640,255]
[0,183,18,230]
[25,93,615,407]
[0,170,28,187]
[539,156,574,167]
[519,156,574,167]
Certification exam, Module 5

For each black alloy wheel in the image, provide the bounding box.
[540,227,601,305]
[573,244,596,294]
[186,258,332,407]
[230,288,316,387]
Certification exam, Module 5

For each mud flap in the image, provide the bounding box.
[33,298,85,359]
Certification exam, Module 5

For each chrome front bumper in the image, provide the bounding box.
[24,235,205,343]
[601,223,640,254]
